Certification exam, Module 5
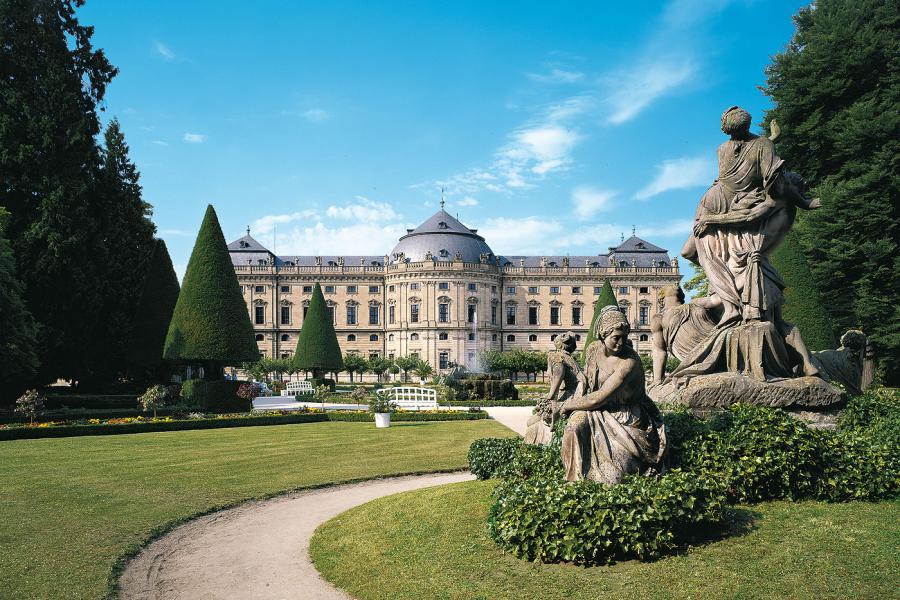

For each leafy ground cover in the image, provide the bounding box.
[0,419,514,599]
[311,479,900,600]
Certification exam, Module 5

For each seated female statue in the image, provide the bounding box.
[560,306,667,484]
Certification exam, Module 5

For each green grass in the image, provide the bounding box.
[311,480,900,600]
[0,420,515,599]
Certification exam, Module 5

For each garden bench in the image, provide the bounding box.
[376,386,438,411]
[282,380,314,396]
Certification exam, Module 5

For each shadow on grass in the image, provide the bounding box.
[674,507,761,556]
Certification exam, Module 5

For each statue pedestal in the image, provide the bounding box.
[648,373,845,428]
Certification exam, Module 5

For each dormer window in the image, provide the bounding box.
[439,249,450,258]
[636,242,646,249]
[239,241,250,248]
[438,221,448,229]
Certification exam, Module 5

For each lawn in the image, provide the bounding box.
[311,479,900,600]
[0,420,515,599]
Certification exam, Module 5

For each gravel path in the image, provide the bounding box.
[118,472,474,599]
[483,406,531,436]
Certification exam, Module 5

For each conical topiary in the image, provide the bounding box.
[583,279,618,356]
[129,239,181,381]
[163,205,258,377]
[293,282,343,379]
[769,230,837,351]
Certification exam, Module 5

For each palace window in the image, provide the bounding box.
[575,334,581,341]
[369,305,379,325]
[255,306,265,324]
[550,306,560,325]
[619,286,628,294]
[280,334,289,342]
[410,352,419,359]
[303,305,309,319]
[347,334,356,342]
[467,304,476,323]
[639,334,649,342]
[528,306,538,325]
[491,305,498,325]
[438,303,450,323]
[280,285,290,293]
[410,303,420,323]
[528,286,538,294]
[467,283,477,291]
[551,334,558,341]
[572,306,582,325]
[369,285,379,293]
[347,285,357,293]
[328,306,335,323]
[280,305,291,325]
[468,332,475,341]
[255,285,264,293]
[439,282,450,290]
[550,286,560,294]
[439,352,449,370]
[506,305,517,325]
[528,334,538,342]
[388,334,395,341]
[506,334,515,342]
[388,285,395,292]
[255,334,264,341]
[303,285,313,293]
[639,306,649,325]
[369,334,379,342]
[346,305,357,325]
[410,282,420,290]
[572,286,581,294]
[640,286,649,294]
[410,333,419,341]
[593,286,601,294]
[492,334,498,341]
[325,285,335,293]
[389,305,395,324]
[491,285,497,294]
[439,332,448,341]
[369,352,379,360]
[506,286,516,294]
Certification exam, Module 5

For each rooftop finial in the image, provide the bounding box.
[621,232,624,242]
[632,225,636,236]
[440,186,445,211]
[246,225,251,236]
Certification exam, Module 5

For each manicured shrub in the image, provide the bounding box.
[138,385,166,417]
[488,470,727,564]
[468,437,522,479]
[182,380,248,412]
[293,283,343,379]
[582,279,617,359]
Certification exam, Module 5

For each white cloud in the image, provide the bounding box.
[572,186,617,220]
[638,219,695,238]
[634,155,714,199]
[325,197,400,222]
[526,68,584,84]
[182,133,207,144]
[272,221,408,256]
[252,210,319,236]
[303,108,330,123]
[151,140,168,146]
[605,59,695,125]
[159,228,190,236]
[154,42,176,61]
[479,217,568,255]
[456,197,479,207]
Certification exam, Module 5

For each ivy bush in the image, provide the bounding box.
[468,437,521,480]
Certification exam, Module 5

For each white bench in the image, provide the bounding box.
[282,380,314,396]
[376,386,438,411]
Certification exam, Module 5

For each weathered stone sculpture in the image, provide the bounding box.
[649,106,844,416]
[560,307,666,484]
[524,332,584,445]
[811,330,875,396]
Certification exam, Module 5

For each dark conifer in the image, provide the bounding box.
[293,283,344,379]
[583,280,618,353]
[163,205,259,378]
[129,239,181,382]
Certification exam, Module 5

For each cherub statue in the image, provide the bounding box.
[524,331,585,445]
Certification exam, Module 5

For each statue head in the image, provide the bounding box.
[721,106,752,137]
[554,331,577,354]
[595,305,630,355]
[658,285,685,305]
[840,329,867,351]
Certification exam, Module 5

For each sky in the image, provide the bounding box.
[78,0,810,281]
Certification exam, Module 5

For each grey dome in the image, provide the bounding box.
[390,210,495,263]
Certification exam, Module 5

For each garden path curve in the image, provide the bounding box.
[118,472,474,600]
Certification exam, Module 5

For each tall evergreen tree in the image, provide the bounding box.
[0,208,39,403]
[129,239,180,383]
[0,0,117,384]
[769,230,837,351]
[583,280,618,353]
[293,283,344,379]
[763,0,899,382]
[163,205,259,378]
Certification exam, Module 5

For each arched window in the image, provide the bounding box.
[639,334,649,342]
[410,333,419,341]
[369,334,379,342]
[506,334,515,342]
[550,334,558,341]
[438,332,448,340]
[255,334,264,341]
[528,334,537,342]
[347,334,356,341]
[575,334,581,341]
[280,334,289,342]
[388,334,395,341]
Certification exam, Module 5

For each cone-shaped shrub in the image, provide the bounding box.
[583,279,618,353]
[129,239,181,379]
[293,283,343,378]
[769,230,837,351]
[163,205,258,375]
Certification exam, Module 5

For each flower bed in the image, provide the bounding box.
[0,408,488,440]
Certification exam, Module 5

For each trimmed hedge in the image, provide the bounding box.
[293,283,344,376]
[42,395,138,410]
[0,406,192,424]
[182,380,248,412]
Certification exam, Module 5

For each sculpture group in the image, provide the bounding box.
[525,106,864,483]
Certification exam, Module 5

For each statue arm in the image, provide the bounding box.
[561,361,629,413]
[650,317,667,384]
[545,360,564,401]
[694,199,778,236]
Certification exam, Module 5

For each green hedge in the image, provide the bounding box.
[42,395,138,410]
[182,380,248,412]
[468,437,521,479]
[0,406,193,424]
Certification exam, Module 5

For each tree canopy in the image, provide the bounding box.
[293,283,343,377]
[763,0,899,383]
[163,205,259,372]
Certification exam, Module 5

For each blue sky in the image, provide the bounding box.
[80,0,808,281]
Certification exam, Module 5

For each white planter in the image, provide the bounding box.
[374,412,392,428]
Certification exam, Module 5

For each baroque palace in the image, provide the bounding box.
[229,207,681,372]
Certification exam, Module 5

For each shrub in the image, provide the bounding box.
[467,437,521,479]
[137,385,167,418]
[182,380,248,412]
[367,391,396,414]
[488,470,727,564]
[15,389,45,424]
[236,382,262,401]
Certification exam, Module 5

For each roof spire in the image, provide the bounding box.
[246,225,251,236]
[632,225,636,236]
[440,186,445,211]
[621,232,624,242]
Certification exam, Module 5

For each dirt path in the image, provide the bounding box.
[118,472,474,599]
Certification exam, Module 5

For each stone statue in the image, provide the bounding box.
[315,256,322,266]
[337,256,344,266]
[562,256,569,267]
[560,306,667,484]
[425,250,433,261]
[454,250,463,261]
[649,285,717,385]
[811,330,875,396]
[524,332,585,445]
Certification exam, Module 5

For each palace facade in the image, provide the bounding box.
[229,208,681,373]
